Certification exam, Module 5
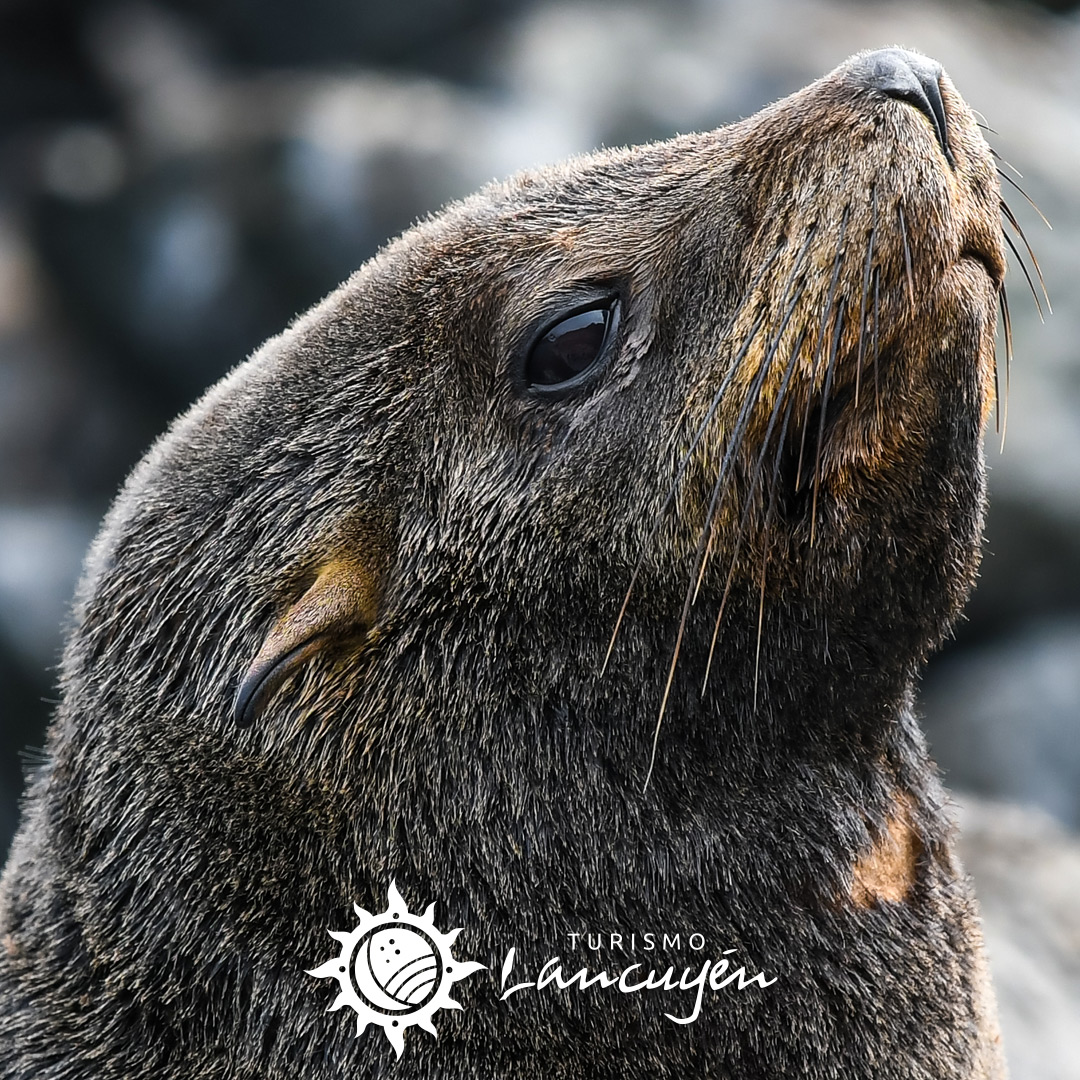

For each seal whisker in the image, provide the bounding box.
[749,387,797,711]
[992,330,1001,439]
[869,189,883,426]
[855,187,877,411]
[997,170,1052,231]
[1000,228,1047,320]
[1000,199,1051,315]
[664,245,791,479]
[990,146,1025,180]
[897,203,916,314]
[766,394,797,524]
[752,550,768,712]
[766,224,822,497]
[702,331,804,693]
[693,525,718,603]
[687,296,800,614]
[697,327,805,614]
[705,386,798,695]
[710,281,808,512]
[606,236,805,673]
[998,286,1014,451]
[872,263,882,419]
[795,209,850,491]
[690,257,810,605]
[601,314,767,675]
[810,296,847,547]
[645,282,805,790]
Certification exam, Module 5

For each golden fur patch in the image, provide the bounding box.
[851,796,924,907]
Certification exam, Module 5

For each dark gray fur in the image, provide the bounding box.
[1,50,1007,1077]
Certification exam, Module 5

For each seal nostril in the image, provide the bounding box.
[860,48,955,169]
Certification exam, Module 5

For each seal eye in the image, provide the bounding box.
[526,302,617,389]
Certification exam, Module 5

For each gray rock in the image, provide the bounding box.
[956,796,1080,1080]
[923,620,1080,829]
[0,504,96,671]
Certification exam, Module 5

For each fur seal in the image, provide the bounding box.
[1,47,1009,1078]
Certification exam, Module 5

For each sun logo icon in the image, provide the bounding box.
[306,880,486,1058]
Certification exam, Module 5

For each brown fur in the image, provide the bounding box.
[851,794,924,907]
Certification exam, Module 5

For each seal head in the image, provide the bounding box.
[1,48,1007,1079]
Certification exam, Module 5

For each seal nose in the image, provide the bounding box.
[858,48,954,169]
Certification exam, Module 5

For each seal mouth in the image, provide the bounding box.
[959,245,1006,290]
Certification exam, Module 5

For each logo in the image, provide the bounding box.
[307,881,485,1058]
[499,933,776,1024]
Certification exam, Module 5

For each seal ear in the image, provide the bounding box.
[232,557,380,727]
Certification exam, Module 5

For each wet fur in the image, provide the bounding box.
[1,51,1009,1077]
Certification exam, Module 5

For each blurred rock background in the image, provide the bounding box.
[0,0,1077,1074]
